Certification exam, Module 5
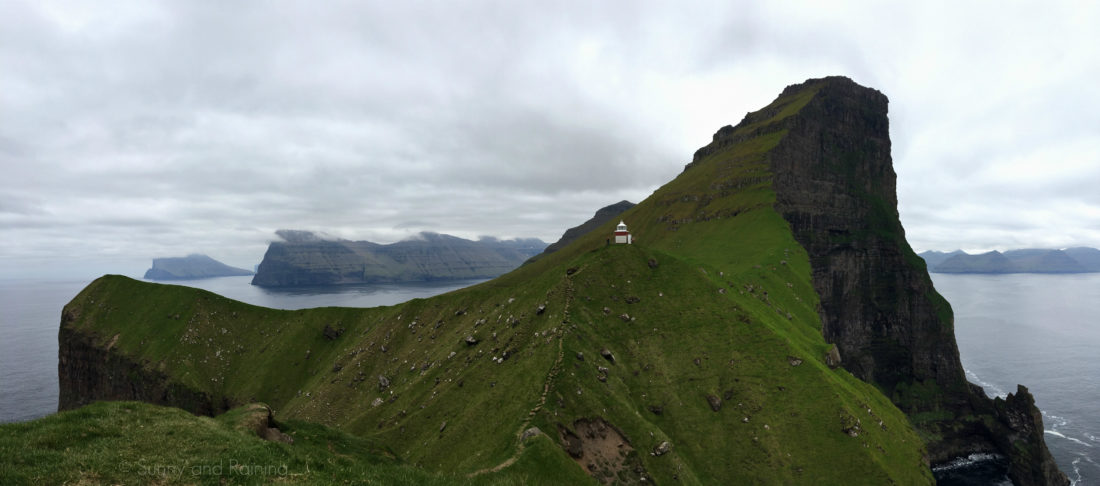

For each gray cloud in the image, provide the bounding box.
[2,1,1099,279]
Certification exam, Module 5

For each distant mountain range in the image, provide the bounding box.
[143,254,254,280]
[251,230,546,286]
[919,247,1100,274]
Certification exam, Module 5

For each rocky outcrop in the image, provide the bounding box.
[713,76,1066,485]
[557,417,648,484]
[529,200,635,263]
[233,403,294,444]
[143,254,254,280]
[58,324,229,416]
[251,231,546,286]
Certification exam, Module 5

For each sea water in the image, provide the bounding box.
[932,273,1100,486]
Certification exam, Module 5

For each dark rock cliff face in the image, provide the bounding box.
[251,232,546,287]
[58,321,229,416]
[695,76,1065,485]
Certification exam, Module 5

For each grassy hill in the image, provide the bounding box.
[0,400,588,485]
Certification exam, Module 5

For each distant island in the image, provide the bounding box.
[143,254,255,280]
[251,230,546,287]
[920,247,1100,274]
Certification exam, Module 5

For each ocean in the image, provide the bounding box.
[1,273,1096,484]
[931,273,1100,485]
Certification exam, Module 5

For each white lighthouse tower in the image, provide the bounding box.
[613,221,632,244]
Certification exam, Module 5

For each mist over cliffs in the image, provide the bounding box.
[251,230,546,286]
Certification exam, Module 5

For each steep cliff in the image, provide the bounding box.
[251,231,546,286]
[58,315,230,416]
[143,254,254,280]
[688,75,1064,485]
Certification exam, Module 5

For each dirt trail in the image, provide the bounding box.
[467,270,578,477]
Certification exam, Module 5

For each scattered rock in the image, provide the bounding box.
[844,423,861,437]
[602,307,611,315]
[825,344,842,369]
[536,304,547,315]
[521,426,542,441]
[371,397,383,407]
[600,348,615,364]
[237,404,294,444]
[706,394,722,412]
[331,363,342,373]
[439,421,447,433]
[652,441,671,456]
[566,267,578,275]
[378,375,391,391]
[647,258,659,268]
[465,335,479,346]
[787,356,803,366]
[718,288,726,294]
[625,296,641,304]
[619,313,631,322]
[647,405,663,416]
[576,352,585,361]
[693,357,701,366]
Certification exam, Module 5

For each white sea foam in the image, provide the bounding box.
[1046,429,1094,448]
[965,369,1007,398]
[1043,410,1070,428]
[932,452,1005,472]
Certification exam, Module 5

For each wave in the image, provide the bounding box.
[965,369,1007,398]
[932,452,1006,472]
[1043,411,1069,428]
[1071,457,1080,486]
[1045,429,1094,448]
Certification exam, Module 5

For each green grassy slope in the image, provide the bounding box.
[0,401,586,485]
[48,80,935,484]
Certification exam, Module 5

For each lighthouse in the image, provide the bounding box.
[613,220,632,244]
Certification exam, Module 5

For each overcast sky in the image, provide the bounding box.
[2,1,1098,280]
